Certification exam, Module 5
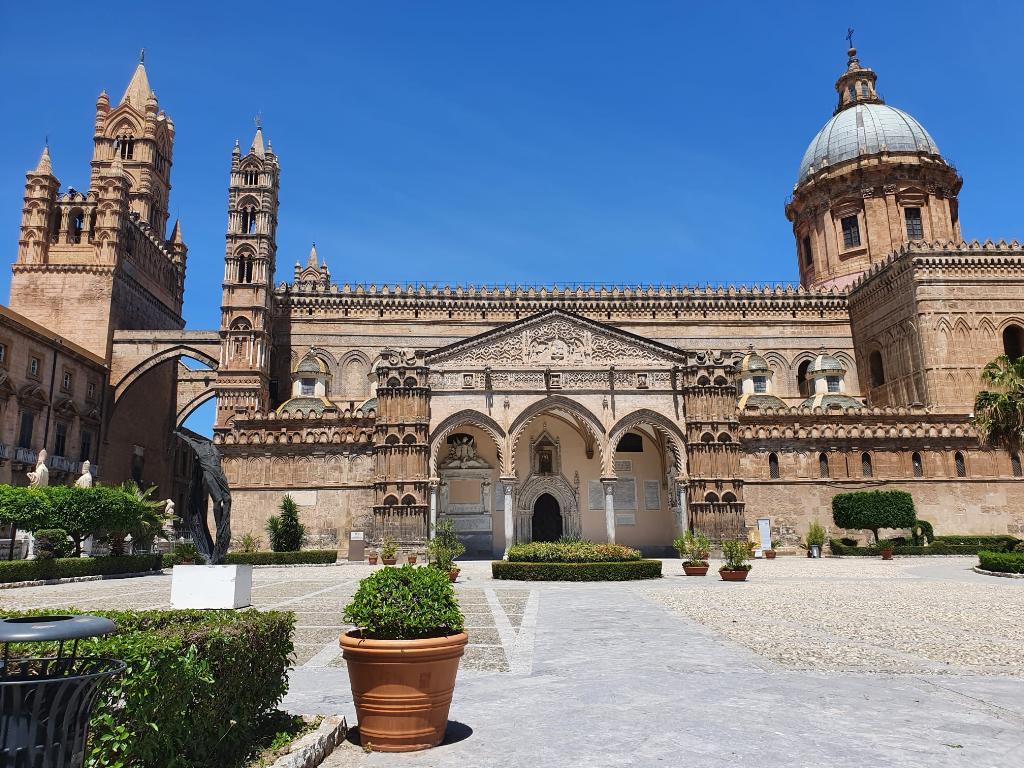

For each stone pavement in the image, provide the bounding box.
[4,557,1023,766]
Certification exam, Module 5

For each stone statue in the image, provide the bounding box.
[75,460,93,488]
[174,432,232,565]
[26,450,49,488]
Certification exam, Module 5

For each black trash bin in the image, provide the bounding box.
[0,615,124,768]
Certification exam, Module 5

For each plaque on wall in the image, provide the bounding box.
[615,513,636,526]
[588,478,637,511]
[613,459,633,472]
[588,480,604,511]
[643,480,661,510]
[495,485,504,511]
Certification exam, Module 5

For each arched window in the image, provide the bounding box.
[236,256,253,283]
[722,492,737,503]
[403,377,417,388]
[717,432,732,443]
[797,360,812,398]
[954,451,967,478]
[869,351,885,387]
[116,134,135,160]
[1011,453,1022,478]
[616,433,643,452]
[696,375,711,386]
[700,432,714,444]
[912,452,923,478]
[859,81,870,97]
[243,169,259,185]
[704,492,719,503]
[402,434,416,445]
[385,434,399,445]
[1003,324,1024,361]
[69,210,84,244]
[802,235,813,267]
[401,494,417,506]
[861,452,873,478]
[768,452,780,479]
[713,375,728,386]
[383,495,398,506]
[818,452,829,479]
[240,206,257,234]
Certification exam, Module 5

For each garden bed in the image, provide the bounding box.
[978,550,1024,574]
[828,539,1014,557]
[0,607,295,768]
[163,549,338,567]
[492,559,663,581]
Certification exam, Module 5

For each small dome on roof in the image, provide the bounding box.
[276,395,333,415]
[296,355,328,375]
[807,352,846,375]
[801,393,863,410]
[738,393,786,411]
[738,350,771,373]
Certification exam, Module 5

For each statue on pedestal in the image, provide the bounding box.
[174,432,232,565]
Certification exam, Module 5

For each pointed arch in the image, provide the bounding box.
[607,408,687,475]
[509,395,606,476]
[429,409,506,475]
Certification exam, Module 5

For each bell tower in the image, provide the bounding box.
[216,125,280,427]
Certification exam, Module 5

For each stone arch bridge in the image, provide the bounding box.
[110,330,220,427]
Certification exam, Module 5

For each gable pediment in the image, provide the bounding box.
[426,309,686,369]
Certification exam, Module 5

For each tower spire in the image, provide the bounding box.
[121,52,154,107]
[833,34,882,114]
[33,142,53,175]
[250,116,265,157]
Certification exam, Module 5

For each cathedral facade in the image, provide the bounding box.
[9,48,1024,556]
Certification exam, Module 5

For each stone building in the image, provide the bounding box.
[8,48,1024,555]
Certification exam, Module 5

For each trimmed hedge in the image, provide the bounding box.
[978,550,1024,574]
[0,554,161,584]
[505,541,642,563]
[492,559,662,581]
[935,535,1020,552]
[0,608,294,768]
[832,490,916,542]
[828,539,1005,557]
[162,549,338,567]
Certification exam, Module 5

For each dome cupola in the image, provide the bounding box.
[801,351,863,410]
[785,37,962,291]
[736,347,786,410]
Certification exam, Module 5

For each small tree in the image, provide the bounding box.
[427,520,465,572]
[973,354,1024,451]
[266,494,304,552]
[0,486,46,547]
[832,490,916,545]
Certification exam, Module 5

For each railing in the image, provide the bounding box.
[0,443,9,461]
[12,447,37,466]
[49,455,81,474]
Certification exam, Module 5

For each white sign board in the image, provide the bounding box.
[756,518,772,557]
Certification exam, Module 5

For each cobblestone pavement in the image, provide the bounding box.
[4,557,1023,766]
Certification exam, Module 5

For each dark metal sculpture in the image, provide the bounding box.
[175,432,232,565]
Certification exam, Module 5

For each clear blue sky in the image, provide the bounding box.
[2,2,1022,434]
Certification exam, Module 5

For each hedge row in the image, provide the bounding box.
[492,559,662,581]
[0,554,161,584]
[0,608,295,768]
[505,541,642,563]
[828,539,1004,557]
[934,535,1021,551]
[978,551,1024,574]
[162,549,338,567]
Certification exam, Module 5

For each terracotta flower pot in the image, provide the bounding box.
[408,555,418,565]
[368,555,378,565]
[719,569,749,582]
[880,548,894,560]
[764,550,777,560]
[448,567,460,583]
[382,557,397,565]
[341,630,468,752]
[682,564,709,576]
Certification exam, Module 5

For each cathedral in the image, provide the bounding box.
[8,46,1024,557]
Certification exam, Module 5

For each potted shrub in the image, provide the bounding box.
[174,540,200,565]
[407,553,418,565]
[878,540,895,560]
[367,550,378,565]
[341,566,467,752]
[428,520,466,582]
[804,521,826,558]
[380,534,398,565]
[719,539,752,581]
[673,530,710,576]
[764,538,780,559]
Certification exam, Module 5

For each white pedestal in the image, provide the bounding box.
[171,564,253,609]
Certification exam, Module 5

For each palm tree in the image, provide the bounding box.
[973,354,1024,451]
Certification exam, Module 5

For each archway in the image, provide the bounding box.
[532,493,562,542]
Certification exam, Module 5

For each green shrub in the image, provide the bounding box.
[805,520,827,548]
[0,484,46,529]
[934,535,1020,551]
[978,551,1024,574]
[343,565,464,640]
[720,539,752,571]
[506,540,642,563]
[492,560,663,581]
[266,494,305,552]
[673,530,711,565]
[225,549,337,566]
[427,519,465,571]
[233,532,263,553]
[379,533,398,559]
[832,490,916,544]
[0,608,294,768]
[33,528,72,559]
[0,554,161,584]
[829,538,1005,557]
[910,519,935,545]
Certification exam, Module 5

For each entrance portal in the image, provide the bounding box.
[531,493,562,542]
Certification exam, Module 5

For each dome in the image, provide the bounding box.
[806,352,846,375]
[797,103,941,184]
[801,393,863,410]
[738,393,786,411]
[738,351,771,373]
[296,355,327,374]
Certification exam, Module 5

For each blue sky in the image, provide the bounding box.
[2,2,1022,434]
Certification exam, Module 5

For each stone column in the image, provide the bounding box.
[601,477,617,544]
[428,478,440,538]
[678,484,689,533]
[500,477,515,558]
